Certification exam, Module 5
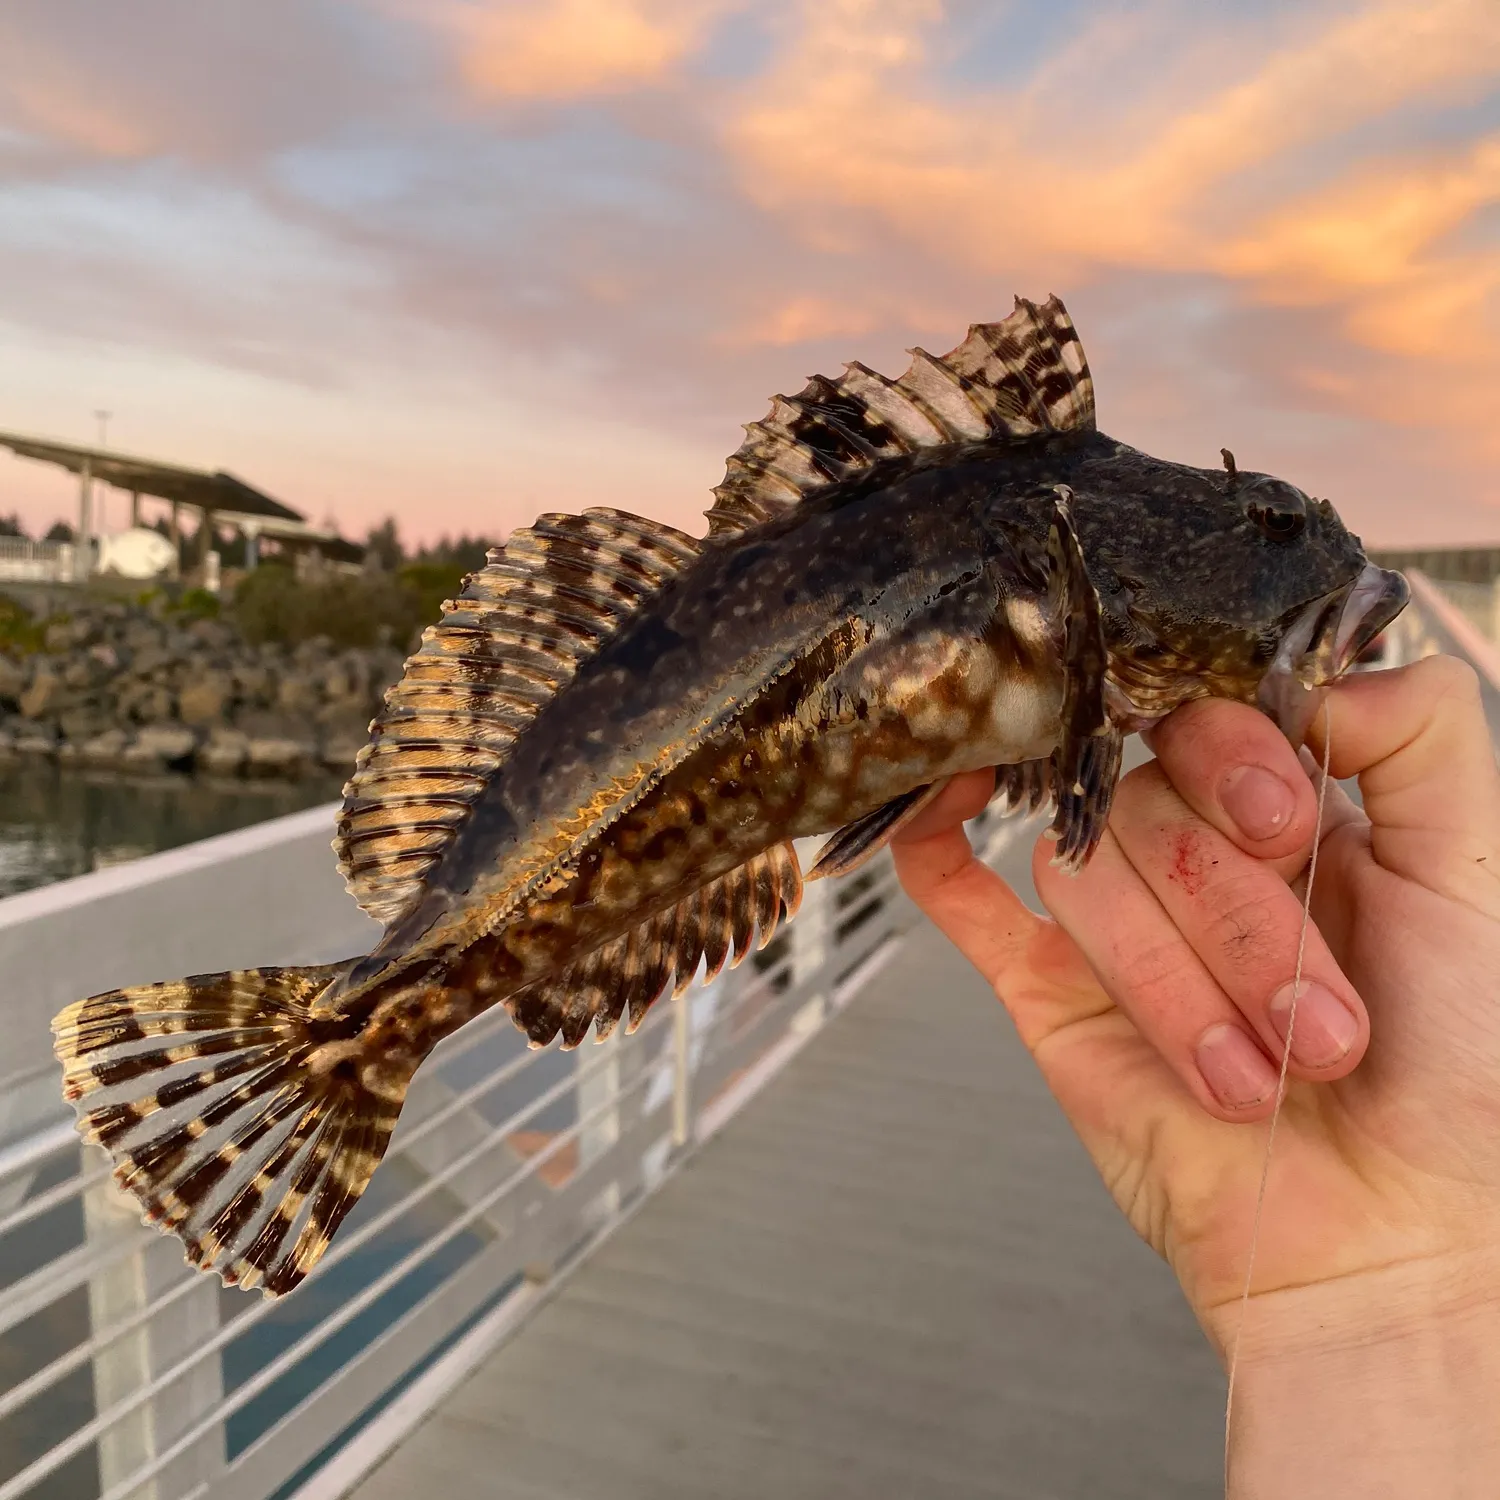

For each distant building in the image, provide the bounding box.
[0,431,363,589]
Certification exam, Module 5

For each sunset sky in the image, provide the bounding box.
[1,0,1499,548]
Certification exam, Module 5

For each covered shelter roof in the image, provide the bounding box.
[0,430,303,522]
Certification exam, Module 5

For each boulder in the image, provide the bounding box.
[236,708,311,742]
[123,725,198,773]
[277,673,319,716]
[0,655,23,708]
[119,681,175,724]
[232,661,274,703]
[178,672,232,728]
[13,724,57,756]
[19,670,66,720]
[79,728,129,767]
[129,645,171,678]
[43,617,97,653]
[62,656,106,690]
[58,706,110,743]
[187,618,233,650]
[245,737,313,778]
[200,729,250,777]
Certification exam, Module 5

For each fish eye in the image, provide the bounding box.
[1245,482,1307,542]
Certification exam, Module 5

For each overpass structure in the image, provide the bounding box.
[0,575,1493,1500]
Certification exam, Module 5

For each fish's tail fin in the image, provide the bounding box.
[52,961,409,1297]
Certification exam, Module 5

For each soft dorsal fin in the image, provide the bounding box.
[707,294,1094,538]
[334,508,702,925]
[508,841,803,1048]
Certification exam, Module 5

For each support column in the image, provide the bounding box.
[243,524,259,571]
[168,501,181,578]
[84,1160,226,1500]
[130,490,141,528]
[77,460,93,578]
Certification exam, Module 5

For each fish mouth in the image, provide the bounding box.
[1256,564,1410,746]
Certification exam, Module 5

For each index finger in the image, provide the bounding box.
[1143,698,1320,873]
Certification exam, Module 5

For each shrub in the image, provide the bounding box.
[231,565,457,650]
[0,595,43,654]
[174,587,221,621]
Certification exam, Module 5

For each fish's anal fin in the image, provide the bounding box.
[708,295,1095,539]
[507,842,804,1049]
[335,509,702,927]
[1045,486,1124,873]
[807,780,949,881]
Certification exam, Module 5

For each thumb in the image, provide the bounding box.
[1307,656,1500,908]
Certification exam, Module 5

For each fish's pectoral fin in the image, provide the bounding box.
[1046,730,1123,873]
[807,779,950,880]
[1046,486,1124,874]
[507,842,804,1050]
[335,508,702,928]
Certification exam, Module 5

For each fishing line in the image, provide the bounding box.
[1222,700,1334,1493]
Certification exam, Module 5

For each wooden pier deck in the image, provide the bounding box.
[350,858,1226,1500]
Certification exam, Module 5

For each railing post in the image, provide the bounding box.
[83,1155,226,1500]
[671,986,692,1149]
[790,870,832,1033]
[575,1027,645,1232]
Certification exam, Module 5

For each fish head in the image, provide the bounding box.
[1081,458,1409,745]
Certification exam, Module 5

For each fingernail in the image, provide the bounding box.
[1219,766,1296,842]
[1196,1023,1278,1110]
[1268,981,1359,1069]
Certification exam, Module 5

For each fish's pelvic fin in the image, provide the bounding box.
[993,757,1054,816]
[336,509,702,925]
[808,780,949,880]
[52,962,409,1297]
[708,294,1094,538]
[509,842,803,1049]
[1046,487,1123,873]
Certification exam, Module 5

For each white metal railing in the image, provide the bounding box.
[0,537,76,583]
[5,571,1495,1500]
[0,807,1020,1500]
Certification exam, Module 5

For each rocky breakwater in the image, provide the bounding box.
[0,604,404,780]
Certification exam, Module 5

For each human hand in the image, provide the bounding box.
[892,656,1500,1379]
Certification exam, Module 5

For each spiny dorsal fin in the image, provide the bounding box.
[335,508,702,926]
[508,842,803,1049]
[707,294,1094,538]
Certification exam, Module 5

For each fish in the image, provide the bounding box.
[51,295,1409,1296]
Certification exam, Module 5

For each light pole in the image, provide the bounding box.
[94,410,111,449]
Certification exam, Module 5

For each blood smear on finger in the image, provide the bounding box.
[1222,703,1334,1492]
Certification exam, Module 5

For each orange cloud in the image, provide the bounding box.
[438,0,734,99]
[0,24,155,157]
[721,0,1500,463]
[1219,139,1500,300]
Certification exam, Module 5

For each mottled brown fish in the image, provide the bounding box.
[52,296,1408,1296]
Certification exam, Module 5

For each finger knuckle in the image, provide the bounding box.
[1198,879,1282,974]
[1412,653,1482,710]
[1112,935,1195,999]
